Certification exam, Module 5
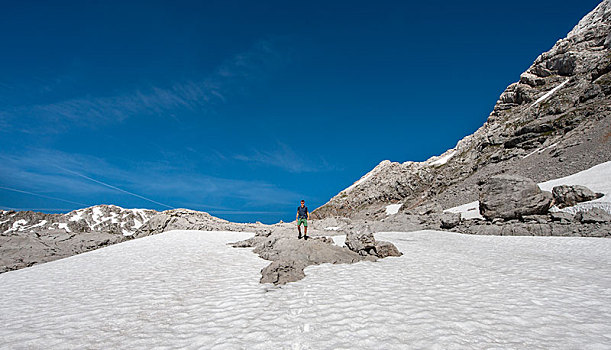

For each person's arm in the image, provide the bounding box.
[307,208,310,220]
[296,208,299,221]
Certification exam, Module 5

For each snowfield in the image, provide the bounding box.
[1,230,610,349]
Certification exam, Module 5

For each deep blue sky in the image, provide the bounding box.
[0,0,601,223]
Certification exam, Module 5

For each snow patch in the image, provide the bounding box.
[122,229,134,236]
[430,150,456,166]
[24,220,47,230]
[444,201,483,220]
[4,219,28,233]
[385,204,402,215]
[331,234,346,247]
[531,79,570,106]
[69,209,85,222]
[324,226,340,231]
[57,223,71,232]
[523,142,559,159]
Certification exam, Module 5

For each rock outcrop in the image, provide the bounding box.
[552,185,604,208]
[345,225,402,258]
[479,175,553,220]
[575,207,611,223]
[231,224,401,284]
[313,1,611,222]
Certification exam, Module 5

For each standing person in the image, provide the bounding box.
[296,200,310,239]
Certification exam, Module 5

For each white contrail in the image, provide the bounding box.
[54,165,175,209]
[0,185,89,207]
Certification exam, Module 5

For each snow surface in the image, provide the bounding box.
[430,150,457,166]
[324,226,340,231]
[1,230,610,349]
[531,78,570,106]
[385,204,402,215]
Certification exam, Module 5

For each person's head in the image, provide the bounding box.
[300,200,305,207]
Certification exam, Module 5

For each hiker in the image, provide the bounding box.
[296,200,310,239]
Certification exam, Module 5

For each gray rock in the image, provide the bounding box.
[374,241,403,258]
[440,212,461,229]
[521,215,550,224]
[550,211,574,224]
[260,260,306,285]
[345,226,377,255]
[479,175,553,220]
[552,185,604,208]
[575,208,611,223]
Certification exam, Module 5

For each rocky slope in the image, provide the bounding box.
[0,204,158,272]
[313,0,611,220]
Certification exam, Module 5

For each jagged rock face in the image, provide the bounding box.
[314,1,611,219]
[0,205,157,236]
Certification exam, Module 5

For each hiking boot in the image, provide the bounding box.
[298,234,302,239]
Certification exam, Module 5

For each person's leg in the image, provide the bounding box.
[303,220,308,239]
[297,220,302,238]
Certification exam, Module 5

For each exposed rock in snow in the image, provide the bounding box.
[479,175,553,220]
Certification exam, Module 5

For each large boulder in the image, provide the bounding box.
[552,185,604,208]
[479,175,553,220]
[345,226,377,256]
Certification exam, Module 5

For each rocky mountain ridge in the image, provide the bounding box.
[1,204,157,236]
[313,0,611,220]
